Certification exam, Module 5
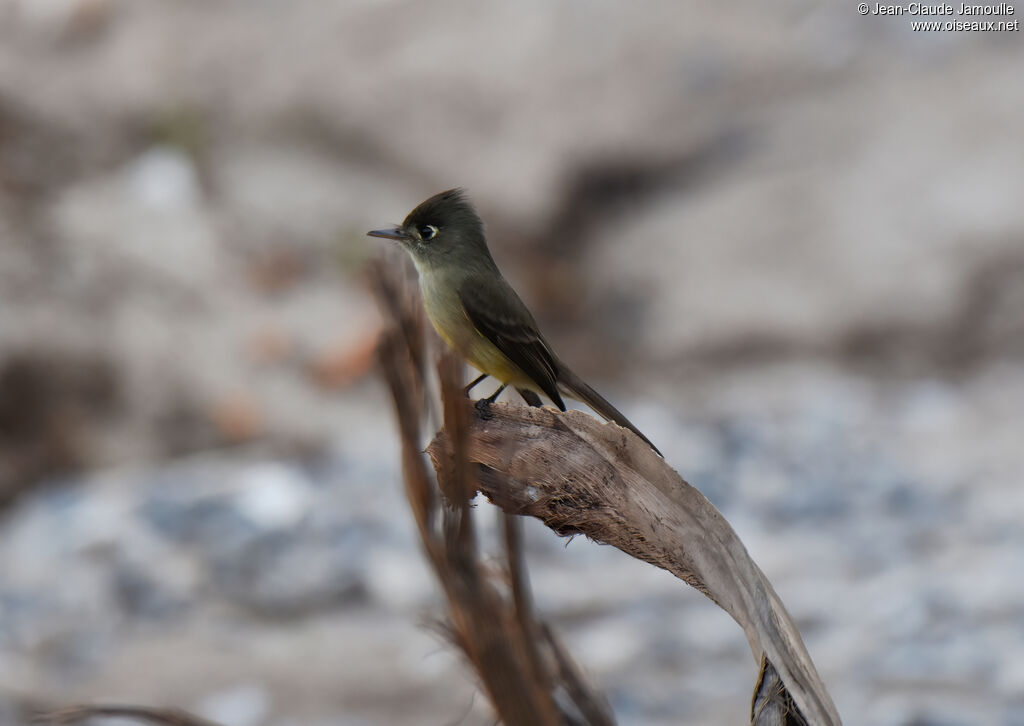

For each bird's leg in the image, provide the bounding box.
[463,373,488,397]
[474,383,507,415]
[516,388,543,408]
[484,384,507,404]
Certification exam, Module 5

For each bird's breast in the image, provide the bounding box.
[419,274,527,386]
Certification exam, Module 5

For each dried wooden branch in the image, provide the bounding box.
[426,401,842,726]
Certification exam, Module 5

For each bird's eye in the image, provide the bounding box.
[418,224,438,241]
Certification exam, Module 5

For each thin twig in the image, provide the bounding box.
[540,624,616,726]
[35,704,224,726]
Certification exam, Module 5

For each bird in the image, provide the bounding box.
[368,188,660,455]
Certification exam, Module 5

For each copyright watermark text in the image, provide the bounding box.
[857,2,1020,30]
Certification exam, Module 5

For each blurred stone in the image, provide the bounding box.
[110,563,186,619]
[196,684,269,726]
[246,249,306,296]
[362,548,435,611]
[232,462,311,532]
[247,325,294,366]
[125,146,200,211]
[212,534,369,618]
[308,332,377,391]
[207,394,263,444]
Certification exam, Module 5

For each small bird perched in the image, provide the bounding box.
[368,188,660,455]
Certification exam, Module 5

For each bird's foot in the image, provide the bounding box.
[474,398,494,420]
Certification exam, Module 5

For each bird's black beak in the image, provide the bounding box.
[367,226,409,241]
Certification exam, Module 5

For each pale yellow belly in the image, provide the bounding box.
[421,281,531,387]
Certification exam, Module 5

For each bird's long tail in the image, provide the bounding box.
[556,365,662,457]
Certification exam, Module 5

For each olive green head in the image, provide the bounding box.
[368,188,493,269]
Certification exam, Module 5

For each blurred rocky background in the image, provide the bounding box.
[1,1,1022,724]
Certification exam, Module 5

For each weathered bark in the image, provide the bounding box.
[427,401,842,726]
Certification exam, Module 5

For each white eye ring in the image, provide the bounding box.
[418,224,438,241]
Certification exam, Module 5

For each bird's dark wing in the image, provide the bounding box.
[459,279,566,410]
